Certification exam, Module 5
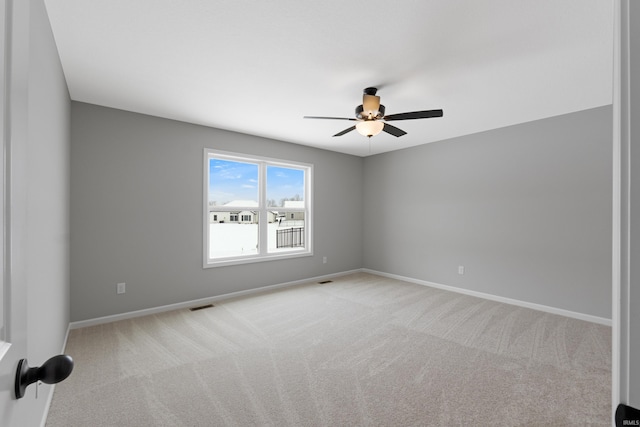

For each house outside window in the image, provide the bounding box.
[204,149,312,267]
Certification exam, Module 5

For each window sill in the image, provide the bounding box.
[203,250,313,268]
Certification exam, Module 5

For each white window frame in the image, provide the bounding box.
[203,149,313,268]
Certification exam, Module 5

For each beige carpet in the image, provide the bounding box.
[46,273,611,426]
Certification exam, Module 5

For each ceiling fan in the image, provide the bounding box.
[304,87,443,138]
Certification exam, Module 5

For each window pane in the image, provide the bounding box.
[266,165,304,208]
[209,158,258,207]
[268,212,305,253]
[209,213,259,258]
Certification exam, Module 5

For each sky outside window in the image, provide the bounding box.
[209,160,305,206]
[267,165,304,207]
[209,159,258,205]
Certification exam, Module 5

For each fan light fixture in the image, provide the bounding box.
[356,120,384,137]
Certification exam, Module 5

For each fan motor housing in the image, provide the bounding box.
[355,104,385,120]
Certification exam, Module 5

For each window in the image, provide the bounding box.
[204,149,312,267]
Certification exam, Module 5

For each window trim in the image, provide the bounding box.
[203,149,313,268]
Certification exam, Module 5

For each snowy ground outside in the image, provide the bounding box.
[209,222,303,258]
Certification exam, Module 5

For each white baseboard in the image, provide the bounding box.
[69,269,363,330]
[69,267,612,330]
[363,269,612,327]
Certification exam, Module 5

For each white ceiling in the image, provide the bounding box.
[44,0,613,157]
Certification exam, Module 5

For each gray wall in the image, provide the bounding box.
[363,106,612,319]
[70,103,363,322]
[71,103,613,322]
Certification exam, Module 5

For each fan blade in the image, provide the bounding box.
[383,109,443,121]
[304,116,357,121]
[333,126,356,137]
[382,123,407,137]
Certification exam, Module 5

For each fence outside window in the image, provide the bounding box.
[276,227,305,248]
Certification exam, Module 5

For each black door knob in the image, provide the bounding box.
[15,354,74,399]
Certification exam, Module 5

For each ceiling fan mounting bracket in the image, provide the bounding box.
[363,87,378,96]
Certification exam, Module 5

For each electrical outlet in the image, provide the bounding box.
[117,282,126,294]
[323,256,327,264]
[458,266,465,275]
